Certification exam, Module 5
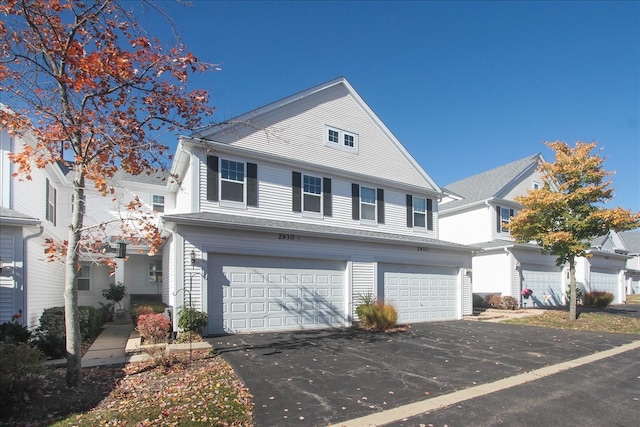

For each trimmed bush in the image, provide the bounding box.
[485,294,503,308]
[582,291,614,308]
[177,307,208,333]
[357,301,398,331]
[0,311,31,344]
[137,313,171,344]
[0,342,45,410]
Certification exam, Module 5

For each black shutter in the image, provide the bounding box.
[377,189,385,224]
[406,194,413,227]
[510,208,514,218]
[352,183,360,220]
[292,172,302,212]
[206,156,219,201]
[323,177,332,217]
[427,198,433,231]
[247,163,258,206]
[45,178,50,221]
[496,206,501,232]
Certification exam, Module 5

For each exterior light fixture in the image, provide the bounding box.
[190,250,196,267]
[116,240,127,259]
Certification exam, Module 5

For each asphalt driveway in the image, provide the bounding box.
[214,317,640,427]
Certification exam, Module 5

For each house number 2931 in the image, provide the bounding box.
[278,234,298,241]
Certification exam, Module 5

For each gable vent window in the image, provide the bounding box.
[324,125,358,153]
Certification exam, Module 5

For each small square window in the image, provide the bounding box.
[344,134,354,147]
[152,195,165,213]
[328,129,339,143]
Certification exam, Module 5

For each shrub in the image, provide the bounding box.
[357,301,398,331]
[485,294,503,308]
[0,342,45,410]
[582,291,614,308]
[177,307,208,333]
[33,307,66,359]
[566,285,584,305]
[132,305,156,317]
[137,313,171,344]
[0,311,31,344]
[502,296,519,310]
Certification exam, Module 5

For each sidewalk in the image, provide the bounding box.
[81,323,138,367]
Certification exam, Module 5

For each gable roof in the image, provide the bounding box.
[183,77,442,194]
[0,207,41,226]
[440,154,542,212]
[620,230,640,254]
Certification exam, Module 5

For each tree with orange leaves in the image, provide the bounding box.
[509,141,639,321]
[0,0,214,387]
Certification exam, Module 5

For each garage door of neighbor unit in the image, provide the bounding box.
[590,269,620,302]
[208,255,345,335]
[380,264,458,323]
[521,264,564,306]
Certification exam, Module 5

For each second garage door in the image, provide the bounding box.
[521,264,564,306]
[590,269,620,302]
[208,255,346,335]
[380,264,459,323]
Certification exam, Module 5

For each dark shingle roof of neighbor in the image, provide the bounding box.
[162,212,476,252]
[440,154,540,211]
[620,230,640,253]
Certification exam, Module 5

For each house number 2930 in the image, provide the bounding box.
[278,234,298,241]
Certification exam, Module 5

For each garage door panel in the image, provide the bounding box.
[380,264,458,323]
[521,264,563,307]
[209,255,345,334]
[591,269,619,301]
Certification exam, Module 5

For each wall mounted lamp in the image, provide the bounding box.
[190,250,196,267]
[116,240,127,259]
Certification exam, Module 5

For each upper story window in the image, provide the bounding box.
[78,264,90,291]
[406,195,433,231]
[497,206,515,233]
[207,156,258,207]
[533,181,541,190]
[324,125,358,153]
[360,186,376,221]
[45,178,57,226]
[152,195,165,213]
[292,172,332,217]
[303,174,322,213]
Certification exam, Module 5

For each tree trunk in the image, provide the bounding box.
[65,169,86,387]
[568,257,577,321]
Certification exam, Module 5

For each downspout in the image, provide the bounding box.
[23,225,44,326]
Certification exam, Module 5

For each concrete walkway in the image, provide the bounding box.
[81,323,138,367]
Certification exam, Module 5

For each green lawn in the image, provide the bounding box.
[504,309,640,334]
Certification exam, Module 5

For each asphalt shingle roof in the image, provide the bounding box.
[162,212,475,252]
[440,154,540,212]
[620,230,640,254]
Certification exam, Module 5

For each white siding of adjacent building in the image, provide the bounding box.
[25,234,65,327]
[501,169,545,201]
[439,206,491,244]
[471,252,512,296]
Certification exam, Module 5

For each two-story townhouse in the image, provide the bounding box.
[160,77,474,335]
[1,123,169,326]
[589,230,638,299]
[439,154,629,307]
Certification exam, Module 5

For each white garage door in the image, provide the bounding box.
[591,269,620,302]
[380,264,458,323]
[522,264,564,306]
[208,255,345,334]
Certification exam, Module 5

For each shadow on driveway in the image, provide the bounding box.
[212,320,640,427]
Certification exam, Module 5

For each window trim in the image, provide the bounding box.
[497,206,515,233]
[149,259,162,283]
[406,194,433,231]
[324,125,358,153]
[302,174,322,214]
[45,178,57,225]
[360,186,377,222]
[78,264,90,291]
[152,194,165,213]
[220,158,246,204]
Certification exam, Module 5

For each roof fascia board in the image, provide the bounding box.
[183,137,444,198]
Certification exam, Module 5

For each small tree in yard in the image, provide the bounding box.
[0,0,215,386]
[509,141,639,321]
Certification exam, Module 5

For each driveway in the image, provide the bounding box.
[214,319,640,426]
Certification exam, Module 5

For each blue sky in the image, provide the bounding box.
[142,1,639,211]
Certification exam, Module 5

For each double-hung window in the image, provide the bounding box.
[499,207,514,233]
[78,264,90,291]
[413,197,427,228]
[149,260,162,283]
[220,159,245,203]
[406,195,433,230]
[360,186,376,221]
[45,178,57,225]
[152,195,165,213]
[303,174,322,213]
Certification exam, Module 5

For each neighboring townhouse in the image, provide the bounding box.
[596,230,640,296]
[160,77,474,335]
[1,125,168,327]
[439,154,630,306]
